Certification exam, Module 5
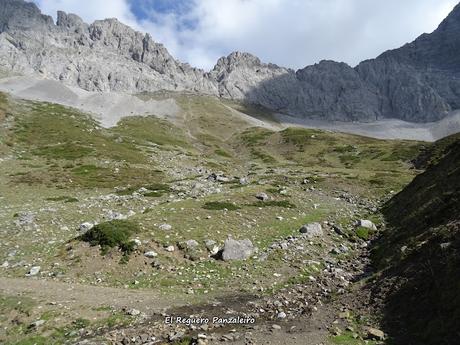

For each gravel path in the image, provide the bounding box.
[0,276,186,313]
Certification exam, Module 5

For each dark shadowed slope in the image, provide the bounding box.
[371,135,460,345]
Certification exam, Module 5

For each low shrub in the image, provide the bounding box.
[202,201,241,211]
[79,220,139,256]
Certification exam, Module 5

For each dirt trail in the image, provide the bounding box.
[0,277,187,313]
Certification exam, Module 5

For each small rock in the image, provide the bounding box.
[126,308,141,316]
[26,266,41,276]
[159,223,172,231]
[239,177,249,185]
[366,327,385,340]
[272,324,281,330]
[440,242,451,250]
[144,251,158,258]
[277,312,287,319]
[165,245,175,252]
[204,240,219,255]
[79,222,93,232]
[185,239,199,249]
[106,210,127,221]
[29,320,45,328]
[255,193,269,201]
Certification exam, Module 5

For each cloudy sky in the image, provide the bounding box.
[32,0,458,70]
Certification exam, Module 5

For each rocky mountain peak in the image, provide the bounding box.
[0,0,53,32]
[56,11,87,31]
[436,2,460,33]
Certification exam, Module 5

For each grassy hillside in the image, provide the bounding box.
[372,137,460,345]
[0,91,435,344]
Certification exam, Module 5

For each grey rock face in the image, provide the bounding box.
[0,1,217,94]
[1,0,460,123]
[294,61,380,121]
[0,0,53,32]
[210,51,299,112]
[354,3,460,122]
[222,238,254,261]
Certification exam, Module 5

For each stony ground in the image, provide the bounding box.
[0,91,423,345]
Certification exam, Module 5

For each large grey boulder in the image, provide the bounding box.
[299,223,323,238]
[357,219,377,231]
[222,238,254,261]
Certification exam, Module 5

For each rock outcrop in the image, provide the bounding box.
[1,0,460,123]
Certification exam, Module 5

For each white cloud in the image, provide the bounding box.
[33,0,458,70]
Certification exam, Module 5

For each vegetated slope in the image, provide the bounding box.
[372,137,460,345]
[0,92,431,344]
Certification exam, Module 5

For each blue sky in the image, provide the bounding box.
[33,0,458,70]
[129,0,192,20]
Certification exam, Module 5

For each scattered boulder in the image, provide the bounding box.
[207,172,229,182]
[126,308,141,316]
[357,219,377,231]
[256,192,269,201]
[216,175,230,183]
[26,266,41,276]
[79,222,94,232]
[105,210,127,221]
[179,240,203,261]
[144,251,158,258]
[440,242,451,250]
[13,212,35,227]
[277,311,287,319]
[366,327,385,340]
[29,320,45,328]
[165,245,175,252]
[204,239,219,255]
[222,238,254,261]
[299,223,323,238]
[184,239,199,249]
[239,177,249,185]
[159,223,172,231]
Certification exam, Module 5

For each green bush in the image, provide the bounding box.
[356,226,370,240]
[46,196,79,203]
[79,220,139,256]
[249,200,296,209]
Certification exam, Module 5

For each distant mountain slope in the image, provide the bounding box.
[372,136,460,344]
[1,0,460,124]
